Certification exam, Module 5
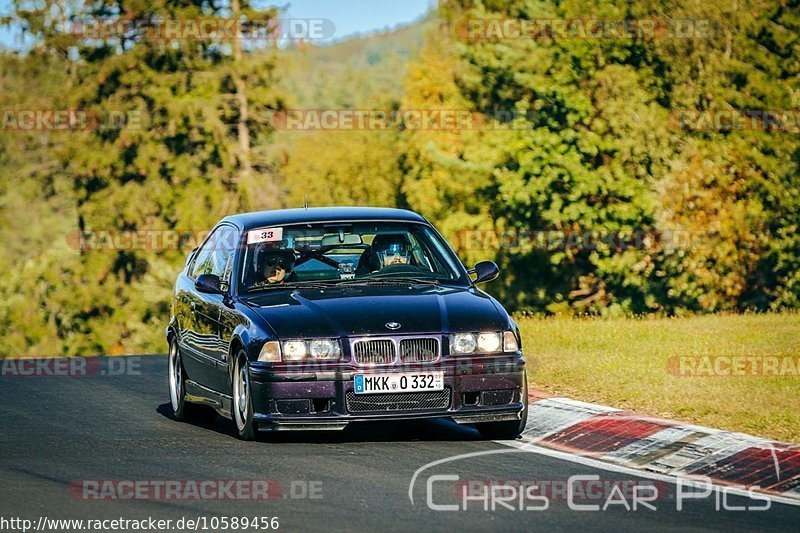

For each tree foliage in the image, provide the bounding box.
[399,0,800,315]
[1,0,798,355]
[1,0,285,354]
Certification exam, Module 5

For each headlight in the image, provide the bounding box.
[451,333,477,354]
[309,339,341,360]
[503,330,519,352]
[258,341,281,362]
[270,339,342,361]
[477,332,502,353]
[282,340,307,361]
[451,331,517,355]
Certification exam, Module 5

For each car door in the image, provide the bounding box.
[204,227,240,393]
[182,225,230,392]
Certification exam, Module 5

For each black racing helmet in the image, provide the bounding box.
[253,245,295,277]
[370,234,412,269]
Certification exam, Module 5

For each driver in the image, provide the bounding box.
[370,234,413,272]
[254,249,295,287]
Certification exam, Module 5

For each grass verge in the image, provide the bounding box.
[518,312,800,442]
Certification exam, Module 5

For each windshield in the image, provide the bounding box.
[240,221,467,291]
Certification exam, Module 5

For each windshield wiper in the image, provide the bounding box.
[245,281,333,292]
[246,277,440,292]
[336,277,439,286]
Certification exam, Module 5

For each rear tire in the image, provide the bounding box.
[476,372,528,440]
[232,351,256,441]
[168,338,217,423]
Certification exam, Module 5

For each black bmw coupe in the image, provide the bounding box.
[167,207,527,440]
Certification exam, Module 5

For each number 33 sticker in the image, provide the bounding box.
[247,227,284,244]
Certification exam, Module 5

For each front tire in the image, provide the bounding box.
[232,351,256,441]
[476,372,529,439]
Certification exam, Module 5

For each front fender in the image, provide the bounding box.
[165,318,178,346]
[231,325,255,359]
[227,324,258,385]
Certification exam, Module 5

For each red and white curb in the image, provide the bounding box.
[509,393,800,504]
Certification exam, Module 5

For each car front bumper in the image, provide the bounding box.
[247,356,526,431]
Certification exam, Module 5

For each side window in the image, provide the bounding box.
[190,226,238,280]
[220,247,235,284]
[190,242,215,279]
[415,226,459,278]
[407,233,433,272]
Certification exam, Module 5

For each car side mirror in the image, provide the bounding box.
[470,260,499,284]
[195,273,224,295]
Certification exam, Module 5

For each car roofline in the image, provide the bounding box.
[221,207,428,231]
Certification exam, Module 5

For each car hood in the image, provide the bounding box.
[241,285,507,339]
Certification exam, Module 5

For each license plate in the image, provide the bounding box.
[354,372,444,394]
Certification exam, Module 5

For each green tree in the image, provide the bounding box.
[400,0,800,314]
[3,0,285,354]
[401,1,672,313]
[651,0,800,311]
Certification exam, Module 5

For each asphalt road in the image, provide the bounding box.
[1,355,798,532]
